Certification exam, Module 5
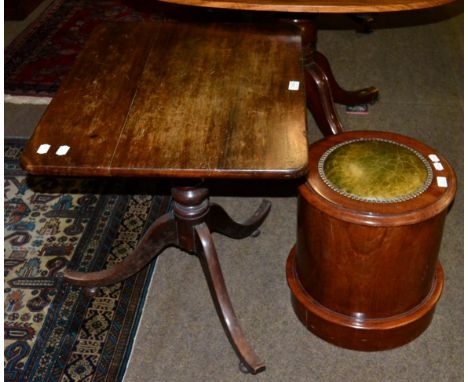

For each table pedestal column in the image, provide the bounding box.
[64,185,271,374]
[283,17,379,136]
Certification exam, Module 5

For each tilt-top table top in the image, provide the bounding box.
[21,22,308,180]
[155,0,454,13]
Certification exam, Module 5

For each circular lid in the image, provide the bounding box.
[303,131,456,226]
[318,138,433,203]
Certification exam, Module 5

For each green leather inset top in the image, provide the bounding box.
[319,139,432,203]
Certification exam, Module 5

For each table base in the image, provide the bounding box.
[284,17,379,135]
[64,186,271,374]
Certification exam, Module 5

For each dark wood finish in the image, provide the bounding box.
[195,223,265,374]
[348,13,375,34]
[313,50,379,106]
[65,186,270,374]
[5,0,45,20]
[156,0,454,13]
[21,22,308,179]
[287,130,456,350]
[22,22,309,373]
[21,23,156,176]
[287,249,444,351]
[149,0,453,136]
[64,213,178,286]
[301,131,456,224]
[284,18,378,136]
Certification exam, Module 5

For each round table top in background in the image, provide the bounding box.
[156,0,454,14]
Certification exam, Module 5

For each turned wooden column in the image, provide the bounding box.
[64,185,271,374]
[21,21,308,374]
[283,16,379,136]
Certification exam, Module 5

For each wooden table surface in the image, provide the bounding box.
[156,0,454,13]
[21,22,308,179]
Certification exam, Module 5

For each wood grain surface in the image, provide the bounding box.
[155,0,455,14]
[287,130,456,351]
[22,23,155,177]
[301,130,456,226]
[21,21,308,180]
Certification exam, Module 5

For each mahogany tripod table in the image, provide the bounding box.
[153,0,454,136]
[21,22,309,374]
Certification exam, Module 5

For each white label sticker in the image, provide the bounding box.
[433,162,444,171]
[436,176,448,188]
[56,145,70,156]
[429,154,440,162]
[37,144,51,154]
[288,81,300,91]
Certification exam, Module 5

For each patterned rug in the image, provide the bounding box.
[4,139,172,381]
[4,0,161,98]
[4,0,248,100]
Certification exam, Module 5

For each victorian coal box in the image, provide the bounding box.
[287,130,456,351]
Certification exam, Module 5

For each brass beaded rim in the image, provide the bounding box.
[317,138,434,203]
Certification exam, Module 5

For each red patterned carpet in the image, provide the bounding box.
[5,0,161,98]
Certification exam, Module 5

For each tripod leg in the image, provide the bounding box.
[195,223,265,374]
[206,200,271,239]
[64,213,177,287]
[304,61,345,136]
[314,51,379,106]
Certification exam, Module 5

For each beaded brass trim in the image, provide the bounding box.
[318,138,434,203]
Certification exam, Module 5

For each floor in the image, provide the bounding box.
[4,2,463,381]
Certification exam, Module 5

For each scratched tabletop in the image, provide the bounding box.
[21,22,308,180]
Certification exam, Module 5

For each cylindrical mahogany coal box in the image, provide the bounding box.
[287,130,456,351]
